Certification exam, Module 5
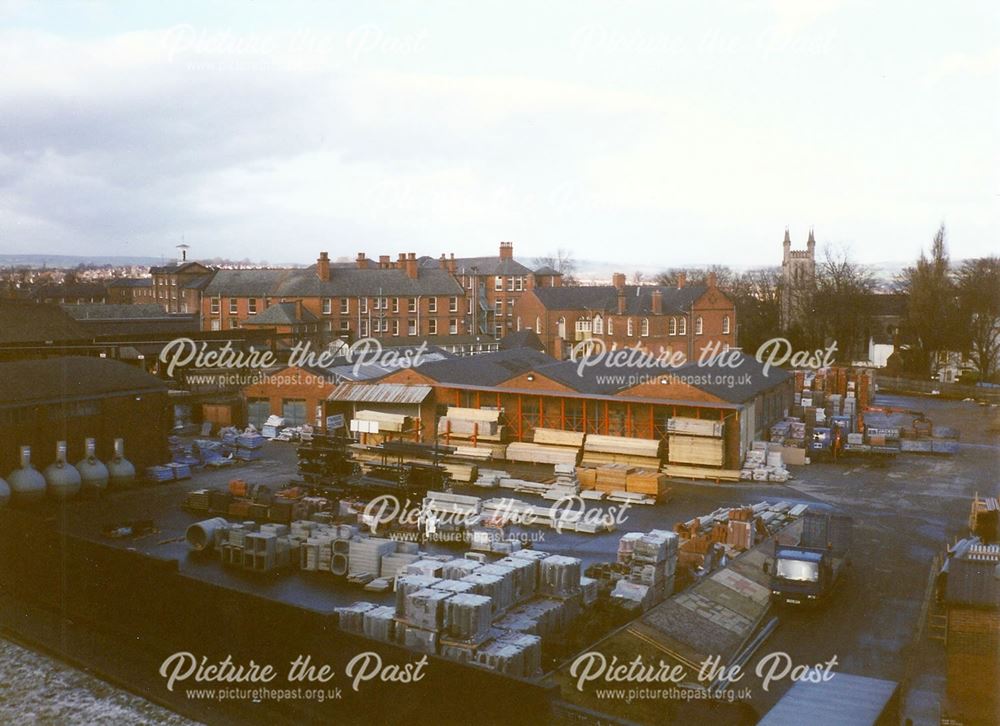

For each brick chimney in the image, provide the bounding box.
[448,253,456,273]
[499,241,513,260]
[676,272,686,289]
[651,288,662,315]
[612,272,626,290]
[379,255,390,269]
[707,271,717,288]
[405,252,418,279]
[439,254,448,270]
[356,252,367,269]
[396,253,406,270]
[317,251,330,281]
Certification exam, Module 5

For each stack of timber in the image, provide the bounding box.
[354,410,412,433]
[666,417,724,438]
[667,434,724,466]
[662,414,734,480]
[437,407,508,458]
[506,428,583,467]
[625,470,671,500]
[581,434,662,469]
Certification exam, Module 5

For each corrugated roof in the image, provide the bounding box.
[758,673,898,726]
[945,555,1000,607]
[0,300,91,344]
[0,357,168,407]
[327,382,432,404]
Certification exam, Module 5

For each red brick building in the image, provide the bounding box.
[513,272,736,360]
[107,278,155,304]
[150,261,214,314]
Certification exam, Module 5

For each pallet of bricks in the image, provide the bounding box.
[437,407,508,460]
[611,529,679,611]
[336,550,586,679]
[505,427,582,466]
[662,416,739,482]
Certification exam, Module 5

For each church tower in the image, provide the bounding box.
[780,228,817,330]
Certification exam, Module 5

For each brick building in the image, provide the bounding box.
[107,278,155,304]
[150,261,214,314]
[201,252,467,344]
[29,279,107,305]
[513,271,736,360]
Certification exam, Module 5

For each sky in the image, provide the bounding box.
[0,0,997,267]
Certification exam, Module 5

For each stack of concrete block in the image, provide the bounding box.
[580,576,598,606]
[405,559,445,577]
[362,605,397,643]
[337,602,375,634]
[474,632,542,679]
[539,555,582,599]
[443,593,493,643]
[404,588,452,631]
[498,632,542,677]
[348,537,395,577]
[395,574,441,616]
[477,563,517,612]
[400,623,439,654]
[496,556,538,602]
[460,572,508,616]
[380,551,421,578]
[612,529,678,609]
[431,579,476,596]
[441,557,481,580]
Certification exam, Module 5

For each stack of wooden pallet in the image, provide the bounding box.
[581,434,662,469]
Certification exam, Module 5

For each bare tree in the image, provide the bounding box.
[957,256,1000,381]
[631,270,645,285]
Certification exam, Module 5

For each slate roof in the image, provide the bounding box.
[450,256,533,276]
[243,302,319,326]
[107,278,153,288]
[533,265,561,276]
[62,304,179,320]
[532,284,710,316]
[149,261,212,275]
[205,267,463,297]
[413,347,556,387]
[0,357,167,407]
[499,329,545,351]
[0,300,91,344]
[29,282,107,301]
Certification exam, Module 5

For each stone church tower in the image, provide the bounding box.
[780,228,816,330]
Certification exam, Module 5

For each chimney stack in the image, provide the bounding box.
[612,272,626,290]
[499,241,514,260]
[356,252,367,269]
[707,271,717,288]
[317,251,330,281]
[651,289,663,315]
[439,254,448,270]
[405,252,418,279]
[676,272,686,289]
[397,253,406,270]
[379,254,390,269]
[448,253,456,273]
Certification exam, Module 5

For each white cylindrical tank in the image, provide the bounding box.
[8,446,47,504]
[44,441,82,499]
[107,438,136,488]
[75,437,109,494]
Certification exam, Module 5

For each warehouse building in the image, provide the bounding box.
[242,345,792,468]
[0,357,170,475]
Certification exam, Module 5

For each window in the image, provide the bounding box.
[340,320,350,331]
[593,315,603,334]
[678,317,687,335]
[248,298,258,314]
[576,318,592,333]
[428,319,438,335]
[247,398,270,429]
[392,297,399,313]
[722,315,731,334]
[340,298,350,315]
[669,317,677,336]
[535,316,543,334]
[507,277,515,291]
[641,318,649,336]
[449,296,458,312]
[408,319,417,336]
[325,320,333,332]
[407,298,416,313]
[467,298,473,314]
[322,298,331,315]
[450,319,459,334]
[627,319,634,336]
[361,298,368,313]
[428,297,437,313]
[229,319,238,329]
[360,320,369,337]
[495,277,503,291]
[608,318,614,334]
[380,296,388,310]
[516,277,524,291]
[495,300,503,314]
[229,298,238,315]
[695,316,703,335]
[495,325,504,338]
[210,319,221,331]
[392,319,400,336]
[282,399,307,426]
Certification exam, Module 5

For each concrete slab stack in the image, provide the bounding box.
[348,537,395,577]
[337,602,375,634]
[539,555,582,599]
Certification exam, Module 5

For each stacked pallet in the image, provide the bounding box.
[581,435,662,469]
[625,470,670,499]
[348,537,396,577]
[662,464,741,482]
[593,464,631,493]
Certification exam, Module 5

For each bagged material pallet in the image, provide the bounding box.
[380,552,421,578]
[404,588,452,631]
[337,602,375,634]
[539,555,582,598]
[395,574,441,616]
[401,624,439,655]
[443,592,493,642]
[362,605,397,642]
[441,558,482,580]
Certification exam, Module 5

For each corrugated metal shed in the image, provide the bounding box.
[757,673,898,726]
[946,555,1000,607]
[326,383,432,405]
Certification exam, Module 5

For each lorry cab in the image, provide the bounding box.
[771,547,833,605]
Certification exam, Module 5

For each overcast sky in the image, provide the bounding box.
[1,0,997,266]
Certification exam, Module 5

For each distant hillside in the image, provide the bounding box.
[0,254,163,268]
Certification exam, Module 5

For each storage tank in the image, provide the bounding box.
[107,438,136,488]
[44,441,82,499]
[8,446,47,504]
[75,437,109,495]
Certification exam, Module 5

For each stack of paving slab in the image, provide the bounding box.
[348,537,396,578]
[612,529,678,610]
[473,468,507,488]
[422,490,483,526]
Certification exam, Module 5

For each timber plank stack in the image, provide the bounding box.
[437,407,508,459]
[581,434,663,469]
[505,427,583,466]
[663,415,731,481]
